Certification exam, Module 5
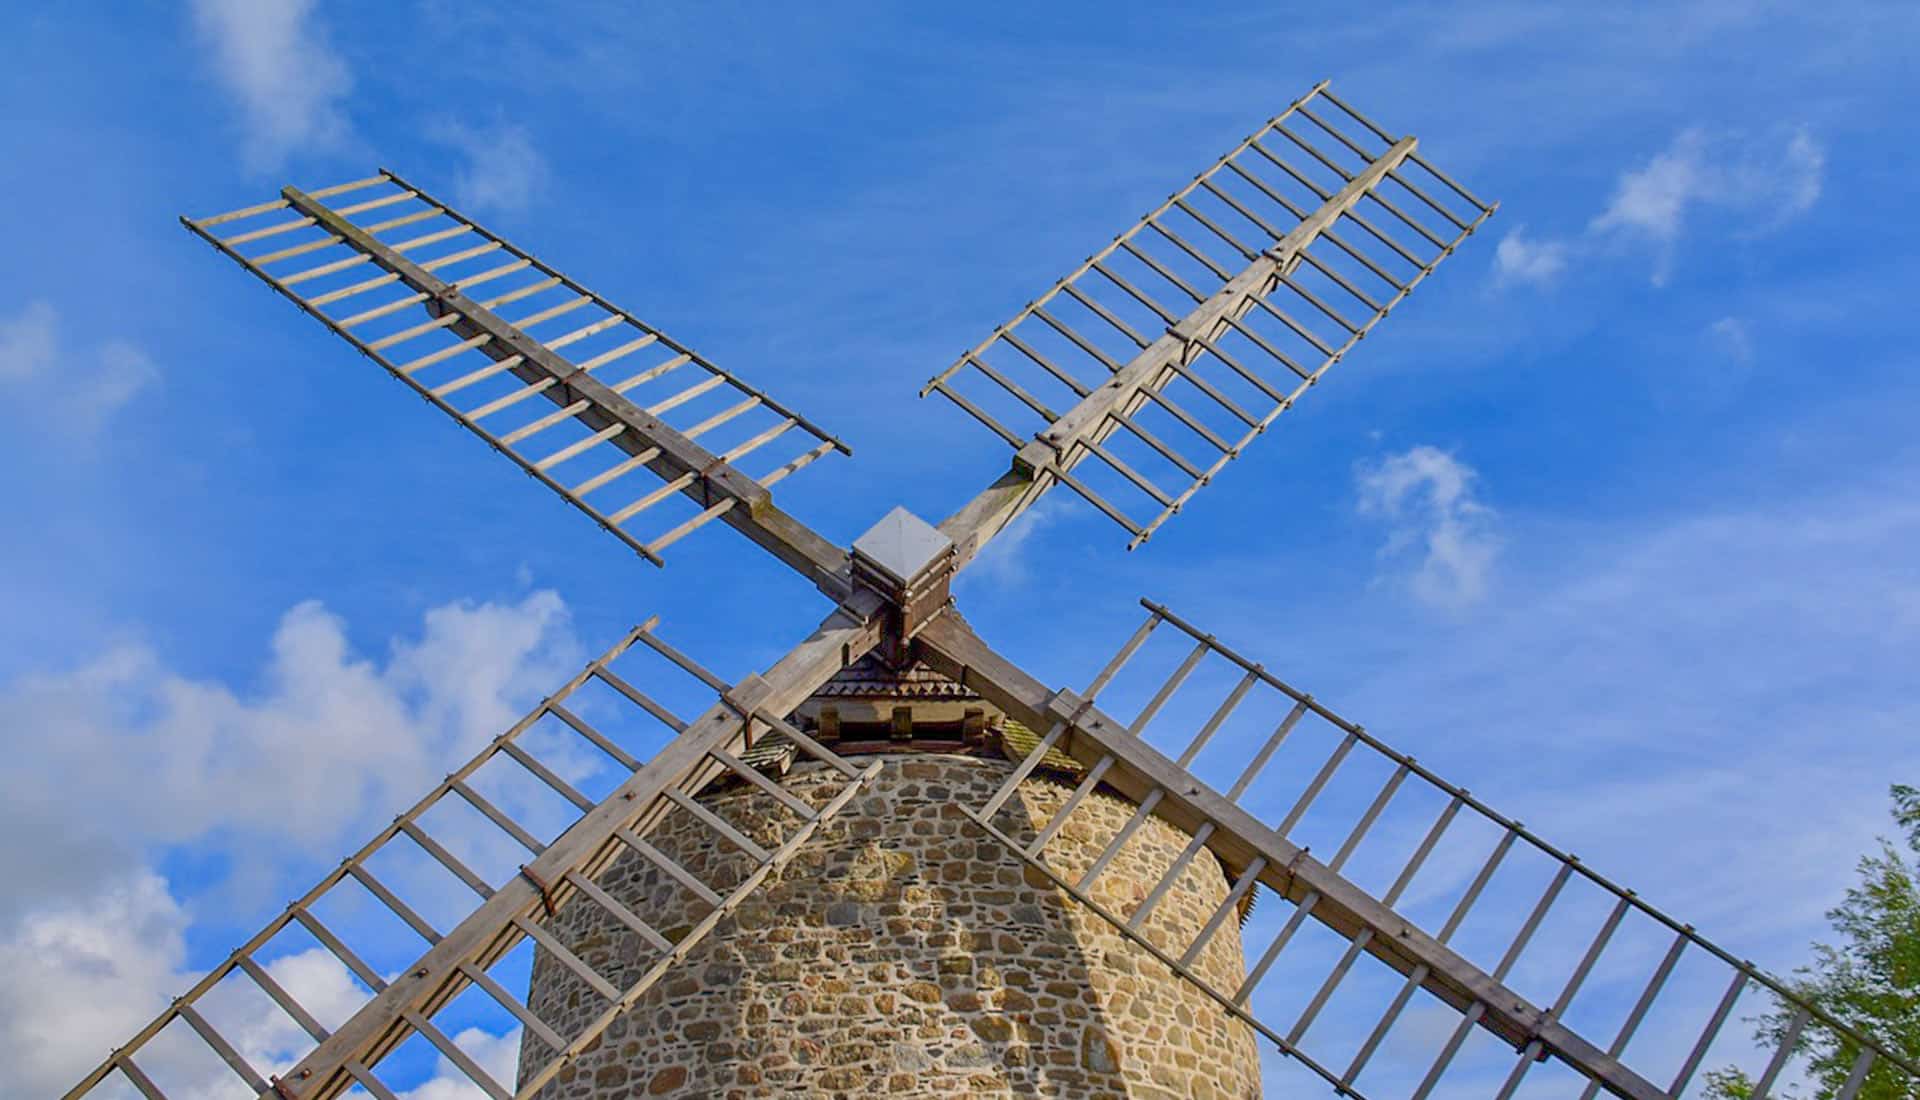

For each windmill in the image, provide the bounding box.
[64,80,1915,1099]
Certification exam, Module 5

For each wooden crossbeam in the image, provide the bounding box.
[276,186,850,597]
[910,610,1671,1100]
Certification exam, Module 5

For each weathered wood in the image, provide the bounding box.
[278,185,852,596]
[264,602,881,1100]
[911,610,1669,1100]
[1017,136,1413,471]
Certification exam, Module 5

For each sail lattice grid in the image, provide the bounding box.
[941,600,1918,1099]
[182,172,850,572]
[65,620,881,1100]
[924,82,1495,547]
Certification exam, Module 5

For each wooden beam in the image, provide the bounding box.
[280,185,851,599]
[264,599,884,1100]
[911,610,1668,1100]
[938,138,1415,574]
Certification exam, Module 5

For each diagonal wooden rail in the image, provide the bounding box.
[931,81,1493,567]
[278,184,851,596]
[63,593,888,1100]
[912,609,1671,1100]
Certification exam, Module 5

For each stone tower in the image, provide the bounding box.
[518,654,1263,1098]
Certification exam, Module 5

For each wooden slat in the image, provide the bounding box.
[293,907,389,992]
[533,423,625,472]
[403,1011,511,1100]
[547,701,642,771]
[451,779,546,855]
[645,499,735,554]
[511,915,621,1002]
[176,1002,269,1093]
[500,739,595,811]
[663,787,770,863]
[346,863,442,945]
[113,1057,167,1100]
[400,820,495,899]
[710,747,818,818]
[238,955,329,1042]
[563,868,674,953]
[458,960,568,1053]
[614,826,723,908]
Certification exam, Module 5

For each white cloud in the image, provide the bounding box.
[956,492,1078,590]
[1331,478,1920,958]
[1592,129,1709,246]
[190,0,354,171]
[0,591,580,919]
[0,299,58,380]
[0,301,157,432]
[0,591,581,1095]
[0,875,504,1099]
[1777,127,1827,217]
[431,119,550,214]
[1707,316,1755,366]
[0,873,193,1098]
[400,1026,523,1100]
[1491,225,1572,287]
[1356,445,1501,611]
[80,341,162,430]
[1591,127,1826,284]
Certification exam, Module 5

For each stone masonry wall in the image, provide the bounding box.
[519,754,1262,1098]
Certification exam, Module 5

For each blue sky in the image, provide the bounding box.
[3,2,1918,1096]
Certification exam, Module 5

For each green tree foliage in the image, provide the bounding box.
[1706,785,1920,1098]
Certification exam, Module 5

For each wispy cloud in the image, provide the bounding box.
[1591,126,1826,284]
[1590,129,1711,246]
[431,119,551,215]
[1491,126,1827,293]
[1356,446,1501,611]
[189,0,354,171]
[1707,315,1755,366]
[1491,225,1570,287]
[0,300,57,381]
[0,301,157,434]
[956,493,1080,591]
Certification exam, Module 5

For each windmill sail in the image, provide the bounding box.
[183,172,852,596]
[926,82,1494,557]
[65,612,882,1100]
[915,602,1919,1099]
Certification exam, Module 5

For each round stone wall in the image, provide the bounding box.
[519,754,1262,1098]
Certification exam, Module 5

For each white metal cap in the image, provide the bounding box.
[851,506,954,586]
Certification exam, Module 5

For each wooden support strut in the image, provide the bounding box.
[248,599,885,1100]
[278,186,851,600]
[910,609,1669,1100]
[938,139,1417,574]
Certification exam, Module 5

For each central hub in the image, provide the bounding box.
[850,506,956,655]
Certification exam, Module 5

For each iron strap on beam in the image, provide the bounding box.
[280,185,851,598]
[910,610,1669,1100]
